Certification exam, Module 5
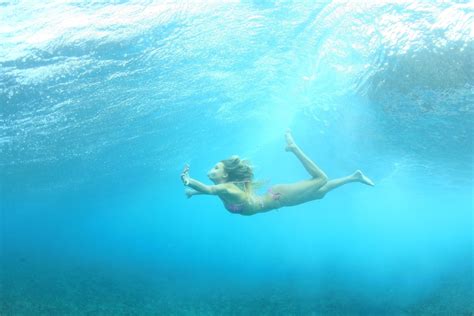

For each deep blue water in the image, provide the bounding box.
[1,1,473,315]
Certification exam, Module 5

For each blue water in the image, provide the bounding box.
[1,1,473,315]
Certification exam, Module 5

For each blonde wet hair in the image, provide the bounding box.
[220,155,265,195]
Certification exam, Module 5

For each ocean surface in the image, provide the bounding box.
[1,1,473,315]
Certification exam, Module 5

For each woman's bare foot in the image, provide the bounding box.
[285,129,298,152]
[352,170,375,186]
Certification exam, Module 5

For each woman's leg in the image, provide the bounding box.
[259,131,374,211]
[268,170,374,209]
[285,129,328,181]
[319,170,374,195]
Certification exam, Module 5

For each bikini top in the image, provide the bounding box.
[223,181,249,213]
[224,181,277,214]
[224,202,246,213]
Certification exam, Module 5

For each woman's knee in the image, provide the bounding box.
[311,177,327,189]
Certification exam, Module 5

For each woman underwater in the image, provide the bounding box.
[180,130,374,216]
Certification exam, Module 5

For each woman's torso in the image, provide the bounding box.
[219,182,280,215]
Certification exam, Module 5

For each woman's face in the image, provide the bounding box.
[207,162,228,183]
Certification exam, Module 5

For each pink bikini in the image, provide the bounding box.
[224,187,281,214]
[224,202,246,213]
[267,187,282,201]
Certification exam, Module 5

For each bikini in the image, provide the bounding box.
[268,187,282,201]
[224,202,247,213]
[224,187,282,214]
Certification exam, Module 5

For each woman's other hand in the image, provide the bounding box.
[181,164,190,185]
[185,188,196,198]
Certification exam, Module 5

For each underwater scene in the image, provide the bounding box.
[1,1,473,315]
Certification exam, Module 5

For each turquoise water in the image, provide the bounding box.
[1,1,473,315]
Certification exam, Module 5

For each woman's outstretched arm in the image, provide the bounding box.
[181,165,228,195]
[186,178,229,195]
[185,188,204,198]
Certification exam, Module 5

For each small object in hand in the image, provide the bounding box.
[181,164,190,185]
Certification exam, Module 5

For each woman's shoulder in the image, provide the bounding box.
[225,182,255,198]
[226,182,243,192]
[228,181,252,191]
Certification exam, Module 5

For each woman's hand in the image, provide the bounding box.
[185,188,197,199]
[180,164,190,186]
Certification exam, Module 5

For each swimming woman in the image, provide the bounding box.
[180,130,374,216]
